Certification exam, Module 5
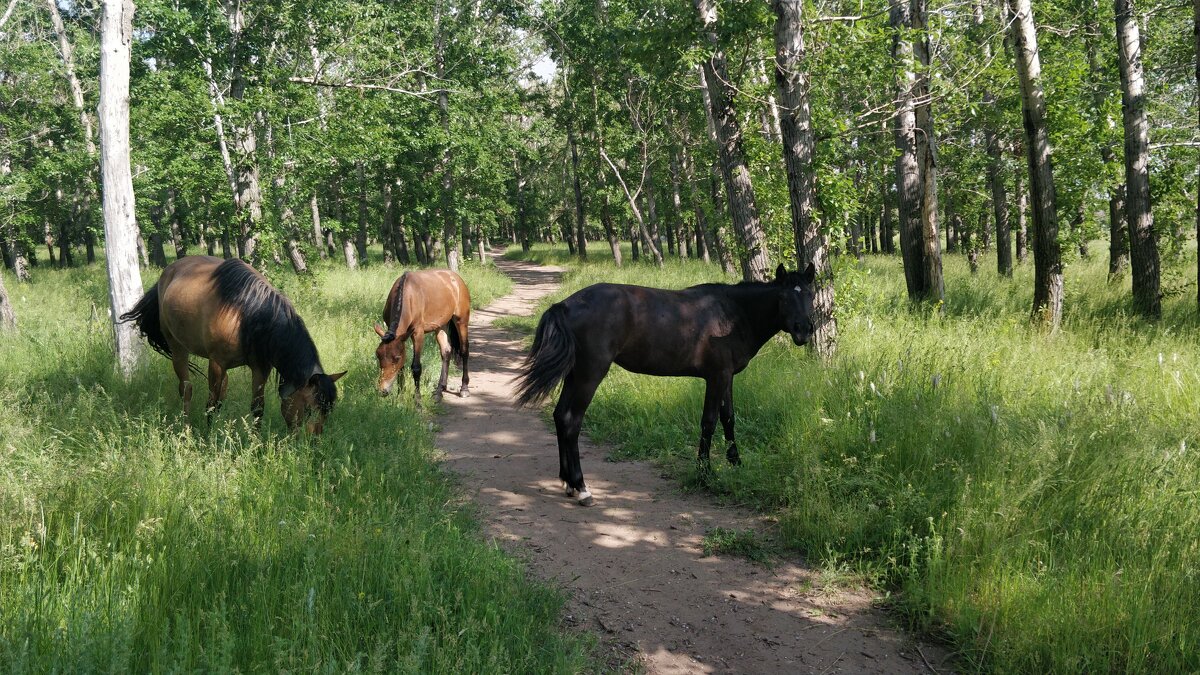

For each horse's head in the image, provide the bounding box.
[280,370,346,434]
[775,262,817,346]
[373,323,405,396]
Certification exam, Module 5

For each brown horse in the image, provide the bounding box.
[515,264,816,506]
[120,256,345,433]
[373,269,471,403]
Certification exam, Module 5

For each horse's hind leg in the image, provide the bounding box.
[697,376,727,476]
[432,329,451,403]
[171,351,192,416]
[720,380,740,466]
[554,361,609,506]
[456,318,470,398]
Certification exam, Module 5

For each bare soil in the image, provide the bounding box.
[435,255,950,674]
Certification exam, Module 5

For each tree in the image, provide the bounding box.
[1009,0,1063,328]
[1115,0,1161,318]
[890,0,942,302]
[695,0,770,282]
[99,0,143,376]
[0,268,14,330]
[771,0,835,357]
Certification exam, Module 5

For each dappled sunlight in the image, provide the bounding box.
[434,253,944,674]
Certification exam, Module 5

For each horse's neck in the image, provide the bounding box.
[269,316,321,383]
[727,285,782,352]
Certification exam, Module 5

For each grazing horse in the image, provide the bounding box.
[515,263,816,506]
[373,269,471,403]
[121,256,345,434]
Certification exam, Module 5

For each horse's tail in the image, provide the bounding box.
[445,319,463,367]
[514,303,574,407]
[119,285,172,359]
[381,273,407,343]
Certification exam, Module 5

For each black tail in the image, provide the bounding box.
[445,319,463,366]
[514,303,575,407]
[119,286,172,359]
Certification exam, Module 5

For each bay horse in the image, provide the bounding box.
[120,256,345,434]
[515,263,816,506]
[373,269,471,403]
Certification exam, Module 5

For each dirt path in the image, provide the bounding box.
[436,255,949,674]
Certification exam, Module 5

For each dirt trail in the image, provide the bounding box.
[436,255,949,674]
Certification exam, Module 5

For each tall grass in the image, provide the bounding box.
[0,253,589,672]
[507,243,1200,673]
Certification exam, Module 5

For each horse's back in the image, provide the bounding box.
[156,256,241,363]
[391,269,471,332]
[560,283,731,376]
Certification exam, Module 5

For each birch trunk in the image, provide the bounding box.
[99,0,143,377]
[913,0,944,300]
[1009,0,1064,327]
[435,2,459,271]
[772,0,835,356]
[890,0,930,299]
[695,1,769,281]
[0,269,13,330]
[568,124,588,260]
[1115,0,1161,317]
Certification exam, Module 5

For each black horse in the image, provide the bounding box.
[515,263,817,506]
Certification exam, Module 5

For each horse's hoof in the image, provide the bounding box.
[577,490,594,507]
[458,388,470,399]
[564,483,577,498]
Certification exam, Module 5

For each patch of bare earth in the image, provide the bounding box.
[435,254,950,674]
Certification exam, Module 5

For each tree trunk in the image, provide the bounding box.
[1015,169,1028,263]
[435,3,459,272]
[1195,0,1199,307]
[309,193,326,259]
[224,0,262,262]
[989,134,1012,275]
[1010,0,1063,328]
[355,160,369,264]
[99,0,143,377]
[772,0,835,356]
[912,0,944,300]
[669,152,686,259]
[568,124,588,259]
[1115,0,1161,318]
[890,0,932,300]
[0,269,14,330]
[681,142,710,264]
[695,3,770,282]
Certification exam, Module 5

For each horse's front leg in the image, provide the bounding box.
[433,329,451,403]
[250,367,268,428]
[206,361,229,425]
[410,330,425,405]
[720,379,740,466]
[697,377,724,477]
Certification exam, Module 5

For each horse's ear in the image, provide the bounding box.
[373,323,386,338]
[775,263,787,282]
[328,371,347,383]
[802,262,816,284]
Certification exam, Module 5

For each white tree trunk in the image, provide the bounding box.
[99,0,143,377]
[1115,0,1161,317]
[1009,0,1064,328]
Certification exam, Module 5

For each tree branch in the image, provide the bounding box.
[0,0,20,34]
[286,76,452,99]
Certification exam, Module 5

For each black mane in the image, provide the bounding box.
[212,259,323,389]
[381,272,408,343]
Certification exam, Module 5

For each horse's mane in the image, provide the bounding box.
[381,272,408,343]
[213,259,323,388]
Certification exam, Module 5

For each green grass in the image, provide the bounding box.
[506,242,1200,673]
[0,251,590,673]
[701,527,776,567]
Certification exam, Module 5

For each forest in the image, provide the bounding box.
[1,0,1199,672]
